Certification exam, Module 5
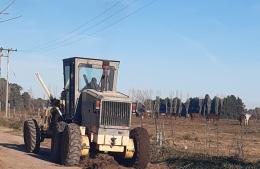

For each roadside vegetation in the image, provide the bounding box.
[0,78,47,116]
[0,116,23,130]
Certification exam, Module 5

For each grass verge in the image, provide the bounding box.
[0,117,23,131]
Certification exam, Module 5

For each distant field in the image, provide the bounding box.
[132,116,260,162]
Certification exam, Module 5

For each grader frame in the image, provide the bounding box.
[23,57,150,169]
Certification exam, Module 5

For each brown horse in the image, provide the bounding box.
[170,113,179,120]
[206,113,220,123]
[190,113,203,120]
[238,114,245,126]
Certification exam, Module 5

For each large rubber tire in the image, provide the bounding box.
[60,123,81,166]
[23,119,41,153]
[129,127,150,169]
[50,121,67,163]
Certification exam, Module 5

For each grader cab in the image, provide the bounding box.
[23,57,150,169]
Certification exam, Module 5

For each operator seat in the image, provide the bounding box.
[90,77,99,90]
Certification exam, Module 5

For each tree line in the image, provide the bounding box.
[0,78,47,113]
[131,90,247,120]
[162,94,245,119]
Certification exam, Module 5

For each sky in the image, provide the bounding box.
[0,0,259,109]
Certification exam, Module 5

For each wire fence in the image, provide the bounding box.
[132,116,260,161]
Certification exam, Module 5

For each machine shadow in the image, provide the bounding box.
[0,143,52,163]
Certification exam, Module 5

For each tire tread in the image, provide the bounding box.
[60,123,81,166]
[23,119,40,153]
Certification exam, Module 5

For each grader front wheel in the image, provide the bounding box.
[23,119,41,153]
[60,123,81,166]
[129,127,150,169]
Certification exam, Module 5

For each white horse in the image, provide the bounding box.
[244,113,252,126]
[239,113,252,126]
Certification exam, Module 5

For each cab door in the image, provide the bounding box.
[63,60,75,121]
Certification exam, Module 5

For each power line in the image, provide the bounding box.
[0,0,21,23]
[30,0,139,52]
[25,0,124,51]
[0,12,9,15]
[0,15,21,23]
[49,1,122,43]
[39,0,157,52]
[0,0,16,14]
[93,0,157,37]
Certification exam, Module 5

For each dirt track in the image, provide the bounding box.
[0,126,165,169]
[0,127,80,169]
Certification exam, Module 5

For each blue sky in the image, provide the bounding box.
[0,0,259,108]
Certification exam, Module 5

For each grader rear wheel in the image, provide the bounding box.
[129,127,150,169]
[60,123,81,166]
[23,119,41,153]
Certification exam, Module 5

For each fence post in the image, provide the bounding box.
[216,122,219,156]
[8,103,10,118]
[205,119,208,154]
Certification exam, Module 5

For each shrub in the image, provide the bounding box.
[0,117,23,130]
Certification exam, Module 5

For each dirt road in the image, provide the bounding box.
[0,127,80,169]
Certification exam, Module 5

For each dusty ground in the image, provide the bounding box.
[0,127,79,169]
[0,126,165,169]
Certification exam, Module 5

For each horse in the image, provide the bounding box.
[190,113,203,121]
[206,113,220,123]
[238,113,252,126]
[170,113,179,120]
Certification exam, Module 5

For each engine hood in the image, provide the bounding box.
[82,89,132,102]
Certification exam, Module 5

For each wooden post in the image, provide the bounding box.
[0,48,17,118]
[5,51,10,118]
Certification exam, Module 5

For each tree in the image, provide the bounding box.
[172,98,178,116]
[0,78,47,114]
[32,98,47,111]
[177,98,182,116]
[181,98,190,117]
[22,92,32,111]
[9,83,24,111]
[255,107,260,115]
[202,94,211,117]
[159,98,167,114]
[128,88,153,114]
[221,95,245,119]
[236,97,245,115]
[211,96,221,115]
[0,78,7,111]
[188,97,202,114]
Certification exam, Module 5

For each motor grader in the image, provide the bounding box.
[23,57,150,169]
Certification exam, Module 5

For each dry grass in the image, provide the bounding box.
[1,111,260,169]
[0,116,24,130]
[132,116,260,162]
[150,145,260,169]
[0,112,26,131]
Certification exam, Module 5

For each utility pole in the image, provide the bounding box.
[0,51,2,77]
[0,47,17,118]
